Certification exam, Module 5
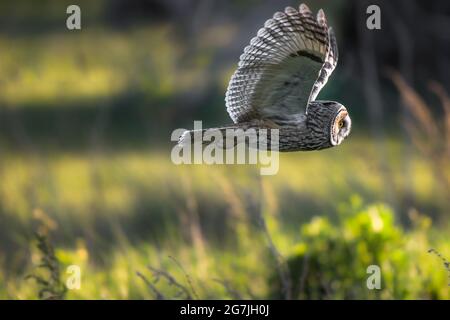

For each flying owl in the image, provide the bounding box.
[180,4,351,151]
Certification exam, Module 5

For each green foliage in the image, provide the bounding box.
[25,233,67,300]
[270,199,449,299]
[0,10,448,300]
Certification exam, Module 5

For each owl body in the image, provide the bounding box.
[278,101,349,151]
[217,100,349,152]
[180,4,351,151]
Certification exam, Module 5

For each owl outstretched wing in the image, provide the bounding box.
[225,4,338,124]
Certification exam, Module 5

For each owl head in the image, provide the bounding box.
[307,101,351,148]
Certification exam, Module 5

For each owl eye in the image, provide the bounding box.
[338,120,344,128]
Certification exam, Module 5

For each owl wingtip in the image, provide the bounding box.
[264,18,276,28]
[284,6,297,14]
[317,9,327,26]
[299,3,311,14]
[273,11,286,19]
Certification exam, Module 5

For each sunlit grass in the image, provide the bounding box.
[0,137,448,299]
[0,16,448,300]
[0,138,442,226]
[0,25,191,106]
[3,203,448,299]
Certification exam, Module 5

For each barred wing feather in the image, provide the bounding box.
[225,4,338,124]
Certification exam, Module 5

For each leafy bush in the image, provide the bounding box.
[269,198,449,299]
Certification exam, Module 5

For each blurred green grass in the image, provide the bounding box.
[0,23,448,299]
[0,142,448,299]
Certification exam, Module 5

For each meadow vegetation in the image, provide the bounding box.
[0,22,448,299]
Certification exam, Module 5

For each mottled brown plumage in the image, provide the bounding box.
[180,3,351,151]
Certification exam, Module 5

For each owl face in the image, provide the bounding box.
[330,107,351,146]
[304,101,351,151]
